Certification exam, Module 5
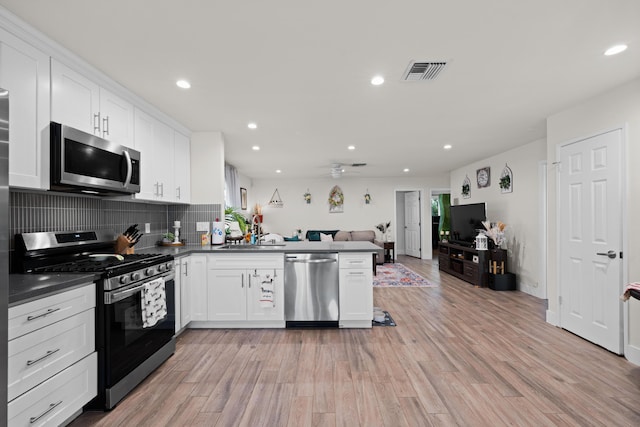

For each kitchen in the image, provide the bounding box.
[3,1,640,426]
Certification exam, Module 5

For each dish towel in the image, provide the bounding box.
[259,273,275,308]
[141,277,167,328]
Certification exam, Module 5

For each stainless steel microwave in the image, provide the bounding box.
[50,122,140,195]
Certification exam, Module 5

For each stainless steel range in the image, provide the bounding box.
[15,230,176,410]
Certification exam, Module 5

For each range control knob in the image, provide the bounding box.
[130,272,141,281]
[158,264,166,272]
[145,268,154,276]
[119,276,129,285]
[166,262,174,271]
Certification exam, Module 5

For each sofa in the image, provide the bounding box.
[305,229,384,265]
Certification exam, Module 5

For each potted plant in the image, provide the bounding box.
[162,232,175,243]
[224,206,248,235]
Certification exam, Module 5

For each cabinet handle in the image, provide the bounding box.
[93,113,101,134]
[29,401,63,424]
[103,115,110,136]
[248,274,251,288]
[27,307,60,321]
[241,275,244,288]
[26,348,60,366]
[154,182,159,196]
[348,271,365,275]
[183,262,188,276]
[176,186,181,199]
[159,182,164,197]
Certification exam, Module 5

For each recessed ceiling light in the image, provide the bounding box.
[443,144,452,150]
[275,169,282,174]
[348,145,355,150]
[252,146,260,151]
[403,168,410,173]
[371,75,384,86]
[604,44,628,56]
[176,79,191,89]
[248,122,257,129]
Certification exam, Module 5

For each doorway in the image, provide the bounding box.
[394,190,423,259]
[558,128,625,354]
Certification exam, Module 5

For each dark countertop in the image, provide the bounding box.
[10,241,380,306]
[9,273,98,307]
[136,241,382,258]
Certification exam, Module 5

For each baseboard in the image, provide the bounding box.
[625,343,640,366]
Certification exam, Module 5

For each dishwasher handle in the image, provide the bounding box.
[285,257,337,264]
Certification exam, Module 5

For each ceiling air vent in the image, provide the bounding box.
[402,61,447,81]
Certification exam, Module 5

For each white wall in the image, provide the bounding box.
[248,176,449,259]
[191,132,225,204]
[449,138,547,298]
[546,77,640,365]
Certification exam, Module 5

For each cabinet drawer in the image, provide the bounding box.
[8,309,95,401]
[8,352,97,427]
[208,254,284,269]
[339,253,372,269]
[464,263,478,277]
[9,283,95,341]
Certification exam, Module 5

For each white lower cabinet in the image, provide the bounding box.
[339,253,373,328]
[174,256,194,333]
[7,283,97,426]
[200,254,284,327]
[189,254,209,322]
[179,256,193,329]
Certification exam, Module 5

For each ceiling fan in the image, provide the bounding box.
[326,162,367,179]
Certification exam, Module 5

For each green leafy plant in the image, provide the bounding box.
[163,232,175,241]
[224,206,248,234]
[499,175,511,189]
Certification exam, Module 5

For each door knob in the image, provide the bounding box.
[596,250,617,259]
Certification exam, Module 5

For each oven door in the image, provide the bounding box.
[50,121,140,195]
[102,273,175,387]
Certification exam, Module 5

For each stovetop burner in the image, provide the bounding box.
[32,253,165,273]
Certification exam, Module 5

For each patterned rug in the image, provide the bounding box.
[373,263,436,287]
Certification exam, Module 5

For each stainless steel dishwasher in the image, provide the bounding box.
[284,253,339,327]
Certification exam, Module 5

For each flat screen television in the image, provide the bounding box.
[449,202,486,245]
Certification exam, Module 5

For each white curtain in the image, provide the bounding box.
[224,163,240,208]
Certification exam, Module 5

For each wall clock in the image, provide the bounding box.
[477,167,490,188]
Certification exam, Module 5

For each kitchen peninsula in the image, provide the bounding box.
[152,240,380,330]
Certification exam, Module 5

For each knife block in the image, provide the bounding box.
[115,234,133,255]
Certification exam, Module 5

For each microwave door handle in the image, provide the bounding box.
[123,150,133,188]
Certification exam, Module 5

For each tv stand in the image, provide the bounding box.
[438,242,492,287]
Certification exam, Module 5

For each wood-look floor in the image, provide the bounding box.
[71,255,640,427]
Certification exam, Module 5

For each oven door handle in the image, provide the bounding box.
[105,282,146,305]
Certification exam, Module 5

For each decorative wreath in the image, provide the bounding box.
[328,186,344,207]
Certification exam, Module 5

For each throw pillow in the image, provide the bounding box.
[283,236,299,241]
[320,233,334,242]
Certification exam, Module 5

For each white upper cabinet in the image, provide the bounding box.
[133,106,190,203]
[51,59,133,147]
[173,131,191,204]
[0,28,50,190]
[98,87,134,147]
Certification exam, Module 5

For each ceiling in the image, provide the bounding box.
[2,0,639,179]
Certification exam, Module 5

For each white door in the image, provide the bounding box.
[404,191,421,258]
[559,129,623,354]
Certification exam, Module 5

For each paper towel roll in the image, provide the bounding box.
[211,221,225,245]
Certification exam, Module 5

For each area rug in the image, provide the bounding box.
[373,263,436,287]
